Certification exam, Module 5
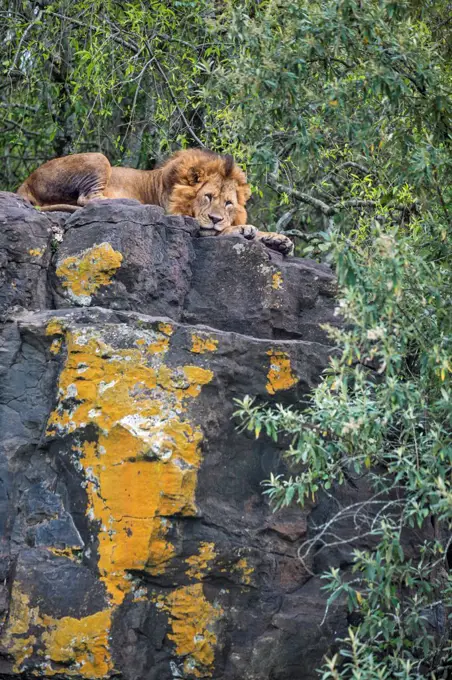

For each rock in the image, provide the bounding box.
[183,238,337,342]
[49,199,339,343]
[0,192,53,317]
[0,193,345,680]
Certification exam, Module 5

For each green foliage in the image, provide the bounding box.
[229,1,452,678]
[0,0,222,187]
[2,1,451,233]
[235,213,452,675]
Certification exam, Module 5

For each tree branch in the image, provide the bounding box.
[0,102,39,112]
[148,50,205,148]
[46,11,140,53]
[269,174,411,216]
[8,8,43,74]
[267,174,334,215]
[0,119,41,137]
[284,229,327,241]
[46,10,205,148]
[335,161,372,175]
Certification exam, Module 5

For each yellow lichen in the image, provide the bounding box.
[29,247,44,257]
[41,610,112,678]
[162,584,223,677]
[47,546,80,560]
[272,272,283,290]
[2,585,38,671]
[158,322,174,336]
[266,349,298,394]
[46,324,213,604]
[234,558,254,585]
[3,584,38,637]
[49,338,62,355]
[9,634,36,673]
[191,334,218,354]
[46,319,66,337]
[55,243,123,302]
[186,542,217,580]
[2,584,112,678]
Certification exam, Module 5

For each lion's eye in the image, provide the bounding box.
[225,200,233,207]
[205,193,213,202]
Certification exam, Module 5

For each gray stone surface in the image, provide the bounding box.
[0,192,53,316]
[0,193,348,680]
[50,199,339,342]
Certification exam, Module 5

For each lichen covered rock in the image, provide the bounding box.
[0,193,343,680]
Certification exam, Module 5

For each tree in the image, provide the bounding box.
[229,1,452,677]
[0,1,223,189]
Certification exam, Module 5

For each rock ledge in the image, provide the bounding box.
[0,193,342,680]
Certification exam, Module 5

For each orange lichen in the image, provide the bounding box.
[186,542,217,580]
[2,585,38,672]
[191,334,218,354]
[234,558,254,585]
[147,336,170,354]
[162,584,223,677]
[158,322,174,336]
[272,272,283,290]
[46,323,213,604]
[2,584,113,678]
[266,349,298,394]
[55,243,123,303]
[17,315,246,678]
[41,610,112,678]
[29,247,44,257]
[49,338,62,355]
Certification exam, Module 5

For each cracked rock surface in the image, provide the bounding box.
[0,192,347,680]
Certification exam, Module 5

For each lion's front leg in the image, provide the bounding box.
[218,225,293,255]
[255,231,294,256]
[219,224,258,240]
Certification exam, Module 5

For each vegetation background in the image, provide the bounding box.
[1,0,451,677]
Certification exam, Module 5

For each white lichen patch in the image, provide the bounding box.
[66,384,78,398]
[99,380,117,394]
[258,263,272,276]
[232,243,246,254]
[119,414,176,460]
[66,290,92,307]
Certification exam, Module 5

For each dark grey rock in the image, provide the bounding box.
[184,237,338,342]
[0,192,53,317]
[47,197,338,342]
[0,193,366,680]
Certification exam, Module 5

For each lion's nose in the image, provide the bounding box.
[209,214,223,225]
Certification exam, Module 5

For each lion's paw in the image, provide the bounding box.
[259,233,294,256]
[239,224,258,240]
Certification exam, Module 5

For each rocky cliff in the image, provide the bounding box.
[0,192,345,680]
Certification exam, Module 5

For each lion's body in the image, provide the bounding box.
[17,149,293,254]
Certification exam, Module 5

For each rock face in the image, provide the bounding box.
[0,192,343,680]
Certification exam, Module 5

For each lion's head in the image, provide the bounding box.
[161,149,251,235]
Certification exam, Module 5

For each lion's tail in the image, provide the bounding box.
[38,204,79,213]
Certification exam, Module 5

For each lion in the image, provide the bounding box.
[17,149,293,255]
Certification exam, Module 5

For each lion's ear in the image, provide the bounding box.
[242,183,252,203]
[233,205,248,226]
[236,183,251,206]
[186,166,205,185]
